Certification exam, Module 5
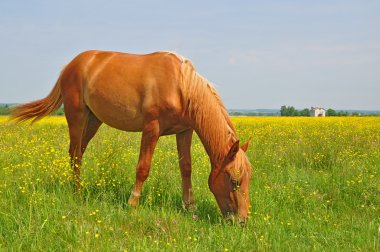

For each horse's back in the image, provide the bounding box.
[61,51,186,133]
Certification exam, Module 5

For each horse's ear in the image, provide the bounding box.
[241,138,251,152]
[226,140,240,162]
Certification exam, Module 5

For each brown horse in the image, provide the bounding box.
[11,50,252,223]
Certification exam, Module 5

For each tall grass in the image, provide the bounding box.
[0,116,379,251]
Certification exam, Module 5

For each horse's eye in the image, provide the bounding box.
[231,179,238,185]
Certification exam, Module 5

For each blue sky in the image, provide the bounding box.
[1,0,379,110]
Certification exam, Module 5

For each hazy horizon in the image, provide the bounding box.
[1,1,379,110]
[2,102,379,112]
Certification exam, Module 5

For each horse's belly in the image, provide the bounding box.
[86,92,144,132]
[97,106,144,132]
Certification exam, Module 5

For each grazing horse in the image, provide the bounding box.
[11,50,252,223]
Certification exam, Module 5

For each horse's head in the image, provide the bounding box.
[209,139,251,224]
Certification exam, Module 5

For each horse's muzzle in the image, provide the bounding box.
[225,214,248,226]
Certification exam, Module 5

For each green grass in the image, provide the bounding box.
[0,116,379,251]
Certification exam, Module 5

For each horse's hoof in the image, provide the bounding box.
[128,194,140,207]
[71,181,82,192]
[182,201,197,212]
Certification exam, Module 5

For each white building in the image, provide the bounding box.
[310,107,326,117]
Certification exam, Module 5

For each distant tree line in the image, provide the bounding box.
[280,106,310,116]
[325,109,349,116]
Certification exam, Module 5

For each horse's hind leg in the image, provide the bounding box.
[66,106,102,190]
[176,129,196,211]
[65,104,89,190]
[128,119,160,207]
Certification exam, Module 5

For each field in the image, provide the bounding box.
[0,116,379,251]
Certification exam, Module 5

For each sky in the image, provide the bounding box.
[0,0,379,110]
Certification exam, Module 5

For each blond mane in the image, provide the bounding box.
[180,59,237,162]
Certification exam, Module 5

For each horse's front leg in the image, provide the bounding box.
[176,129,196,211]
[128,120,160,207]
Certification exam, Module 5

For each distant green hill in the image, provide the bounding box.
[0,104,10,115]
[229,109,280,116]
[0,104,64,116]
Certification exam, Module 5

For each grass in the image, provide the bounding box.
[0,116,379,251]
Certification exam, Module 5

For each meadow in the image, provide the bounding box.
[0,116,379,251]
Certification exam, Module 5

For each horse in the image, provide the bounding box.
[11,50,252,223]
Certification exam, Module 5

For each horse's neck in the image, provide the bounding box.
[192,107,237,168]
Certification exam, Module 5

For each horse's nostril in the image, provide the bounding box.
[239,218,248,227]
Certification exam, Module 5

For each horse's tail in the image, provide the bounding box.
[10,77,63,124]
